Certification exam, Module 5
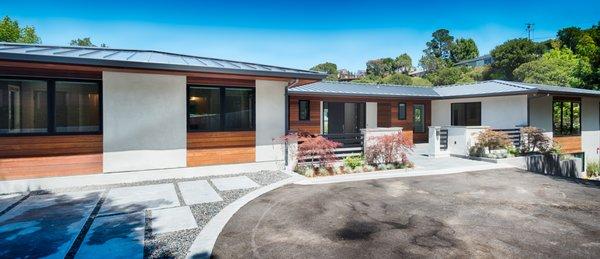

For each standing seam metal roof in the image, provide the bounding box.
[290,80,600,98]
[0,42,327,80]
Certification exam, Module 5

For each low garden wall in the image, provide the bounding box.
[526,154,584,178]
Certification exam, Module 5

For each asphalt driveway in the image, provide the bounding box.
[213,169,600,258]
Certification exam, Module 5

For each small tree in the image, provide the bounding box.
[296,134,341,169]
[520,127,553,153]
[365,132,414,165]
[475,129,512,153]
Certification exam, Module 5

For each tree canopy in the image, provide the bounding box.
[394,53,412,74]
[310,62,338,81]
[0,16,41,44]
[490,38,543,80]
[70,37,108,48]
[450,38,479,63]
[513,48,591,87]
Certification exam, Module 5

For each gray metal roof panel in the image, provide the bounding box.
[500,81,600,96]
[0,42,326,79]
[432,80,535,97]
[290,81,439,98]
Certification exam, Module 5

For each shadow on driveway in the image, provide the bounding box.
[212,168,600,258]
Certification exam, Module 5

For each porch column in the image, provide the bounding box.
[255,80,287,162]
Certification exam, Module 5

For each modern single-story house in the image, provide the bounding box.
[1,42,599,180]
[0,42,326,180]
[288,80,600,165]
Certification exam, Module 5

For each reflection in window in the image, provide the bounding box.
[0,79,48,133]
[225,88,254,130]
[188,87,221,131]
[55,81,100,133]
[553,100,581,136]
[413,104,425,133]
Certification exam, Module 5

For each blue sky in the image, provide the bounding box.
[2,0,599,71]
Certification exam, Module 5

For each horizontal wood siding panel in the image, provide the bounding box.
[0,135,103,180]
[390,100,431,143]
[554,136,582,153]
[289,96,321,134]
[187,131,256,166]
[377,102,392,128]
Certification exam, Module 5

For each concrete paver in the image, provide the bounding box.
[0,191,102,258]
[211,176,259,191]
[178,180,222,205]
[150,206,198,235]
[76,212,145,258]
[99,183,179,215]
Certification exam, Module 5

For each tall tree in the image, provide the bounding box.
[490,38,543,80]
[450,38,479,63]
[0,16,41,44]
[394,53,412,74]
[310,62,338,81]
[366,58,395,77]
[70,37,108,47]
[419,29,454,71]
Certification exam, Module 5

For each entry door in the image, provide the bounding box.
[413,104,425,133]
[326,102,345,134]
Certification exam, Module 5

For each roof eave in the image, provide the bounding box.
[0,52,327,80]
[289,91,441,99]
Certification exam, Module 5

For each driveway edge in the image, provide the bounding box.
[296,163,512,185]
[185,175,302,258]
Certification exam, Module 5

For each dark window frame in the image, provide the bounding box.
[397,102,406,120]
[187,85,256,132]
[0,76,103,137]
[451,102,481,126]
[552,99,581,136]
[298,100,310,121]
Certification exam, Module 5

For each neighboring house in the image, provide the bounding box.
[454,54,493,68]
[288,80,600,165]
[408,69,427,77]
[0,43,326,180]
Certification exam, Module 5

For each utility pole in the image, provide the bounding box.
[526,23,535,40]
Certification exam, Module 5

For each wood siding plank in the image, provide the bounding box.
[187,131,256,166]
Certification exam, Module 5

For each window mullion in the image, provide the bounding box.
[220,87,226,131]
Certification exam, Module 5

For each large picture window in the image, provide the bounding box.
[553,100,581,136]
[451,102,481,126]
[188,86,255,131]
[0,78,101,135]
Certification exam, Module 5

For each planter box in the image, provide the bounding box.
[526,154,584,178]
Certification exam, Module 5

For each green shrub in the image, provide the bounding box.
[587,161,600,178]
[475,129,512,152]
[363,165,376,172]
[343,155,364,169]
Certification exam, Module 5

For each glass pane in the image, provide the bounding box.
[413,104,425,133]
[572,102,580,134]
[552,101,562,135]
[323,102,329,134]
[55,81,100,133]
[451,103,465,126]
[189,87,221,131]
[562,102,572,135]
[0,79,48,134]
[225,88,254,130]
[398,103,406,120]
[465,102,481,126]
[299,100,310,120]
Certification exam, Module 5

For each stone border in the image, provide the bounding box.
[185,175,302,258]
[295,163,511,185]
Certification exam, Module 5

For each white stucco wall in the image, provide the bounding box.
[102,72,187,172]
[432,95,528,129]
[582,97,600,164]
[256,80,287,162]
[528,95,553,136]
[366,102,377,129]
